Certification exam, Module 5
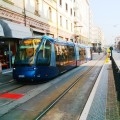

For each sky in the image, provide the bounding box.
[89,0,120,45]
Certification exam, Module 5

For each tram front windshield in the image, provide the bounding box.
[14,38,41,65]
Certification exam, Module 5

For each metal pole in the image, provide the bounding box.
[80,26,83,44]
[23,0,26,26]
[80,27,81,44]
[8,42,11,68]
[56,2,58,38]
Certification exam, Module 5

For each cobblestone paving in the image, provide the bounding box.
[86,64,108,120]
[106,65,120,120]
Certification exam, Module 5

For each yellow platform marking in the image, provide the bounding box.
[105,57,110,63]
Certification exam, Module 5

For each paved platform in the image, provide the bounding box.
[106,64,119,120]
[80,56,120,120]
[0,52,119,120]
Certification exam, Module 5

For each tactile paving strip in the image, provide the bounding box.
[86,64,108,120]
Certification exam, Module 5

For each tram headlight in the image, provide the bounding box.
[33,67,36,70]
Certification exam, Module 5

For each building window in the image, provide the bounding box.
[70,8,72,16]
[66,20,68,29]
[34,0,39,16]
[65,3,68,11]
[60,16,62,26]
[71,23,72,32]
[48,7,52,21]
[59,0,62,6]
[74,11,76,17]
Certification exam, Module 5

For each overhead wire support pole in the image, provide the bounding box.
[23,0,26,26]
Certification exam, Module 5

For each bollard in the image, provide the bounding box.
[0,62,2,75]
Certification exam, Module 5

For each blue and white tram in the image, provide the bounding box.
[13,35,77,82]
[76,43,87,65]
[85,45,92,61]
[13,35,92,82]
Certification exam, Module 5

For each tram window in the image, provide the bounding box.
[79,48,81,59]
[55,45,61,66]
[80,48,85,60]
[55,44,69,66]
[80,49,83,60]
[68,46,75,61]
[62,46,68,64]
[36,41,51,65]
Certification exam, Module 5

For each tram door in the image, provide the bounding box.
[37,40,51,66]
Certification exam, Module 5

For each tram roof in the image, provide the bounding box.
[54,38,74,46]
[22,35,75,46]
[22,35,54,41]
[42,35,55,42]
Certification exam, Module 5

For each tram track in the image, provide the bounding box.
[0,80,25,95]
[35,56,105,120]
[0,55,105,119]
[0,72,24,94]
[0,79,14,87]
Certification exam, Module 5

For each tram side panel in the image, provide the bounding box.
[35,41,59,81]
[85,47,92,61]
[55,43,77,74]
[13,36,77,82]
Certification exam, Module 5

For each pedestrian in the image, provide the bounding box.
[98,47,101,55]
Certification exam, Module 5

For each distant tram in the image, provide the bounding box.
[13,35,92,82]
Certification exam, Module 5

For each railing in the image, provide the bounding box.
[111,56,120,101]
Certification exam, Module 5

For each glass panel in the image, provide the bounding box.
[55,45,64,66]
[80,48,86,61]
[55,44,74,66]
[36,41,51,66]
[14,38,41,65]
[68,46,75,62]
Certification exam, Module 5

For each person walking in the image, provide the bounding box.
[98,47,101,55]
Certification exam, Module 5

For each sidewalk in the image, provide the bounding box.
[0,68,13,83]
[2,68,12,74]
[106,64,120,120]
[80,60,120,120]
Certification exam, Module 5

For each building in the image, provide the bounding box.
[90,24,104,52]
[0,0,90,69]
[74,0,90,44]
[115,36,120,51]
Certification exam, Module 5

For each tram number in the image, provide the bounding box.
[18,75,25,78]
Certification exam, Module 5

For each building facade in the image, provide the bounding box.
[115,36,120,51]
[90,24,104,52]
[0,0,90,69]
[74,0,90,44]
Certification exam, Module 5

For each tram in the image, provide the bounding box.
[13,35,92,82]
